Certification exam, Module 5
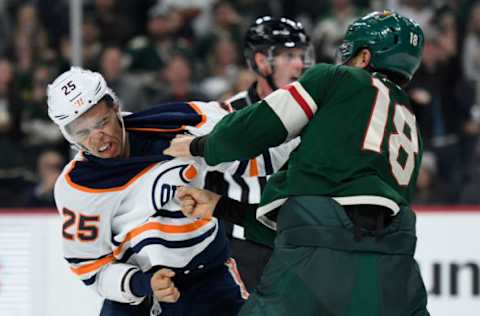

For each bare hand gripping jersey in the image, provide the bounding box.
[53,101,297,304]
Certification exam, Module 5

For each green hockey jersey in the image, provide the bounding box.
[204,63,423,244]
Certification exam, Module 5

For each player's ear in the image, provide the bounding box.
[348,48,372,69]
[357,49,372,68]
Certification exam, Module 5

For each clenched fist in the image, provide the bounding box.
[151,268,180,303]
[176,186,221,219]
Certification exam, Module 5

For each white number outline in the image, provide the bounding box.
[362,78,419,186]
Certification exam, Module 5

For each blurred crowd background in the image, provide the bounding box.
[0,0,479,208]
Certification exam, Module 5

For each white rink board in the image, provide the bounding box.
[0,208,479,316]
[0,212,102,316]
[415,208,480,316]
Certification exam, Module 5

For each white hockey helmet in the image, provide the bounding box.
[47,67,120,145]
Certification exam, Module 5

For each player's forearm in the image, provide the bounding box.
[190,101,287,165]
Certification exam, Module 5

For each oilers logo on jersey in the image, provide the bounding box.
[151,163,197,210]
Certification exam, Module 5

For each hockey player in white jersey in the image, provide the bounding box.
[47,68,295,316]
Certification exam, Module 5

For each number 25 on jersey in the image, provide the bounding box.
[62,208,100,242]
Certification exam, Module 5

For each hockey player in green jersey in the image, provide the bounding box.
[165,11,429,316]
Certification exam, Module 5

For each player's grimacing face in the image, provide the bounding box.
[67,100,125,158]
[272,47,306,87]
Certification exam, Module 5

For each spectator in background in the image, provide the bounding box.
[0,57,31,207]
[408,22,472,203]
[461,2,480,200]
[386,0,433,30]
[22,149,65,207]
[158,0,203,44]
[81,16,103,70]
[223,68,255,100]
[56,36,73,74]
[0,58,24,164]
[127,4,191,74]
[200,38,240,99]
[280,1,328,25]
[35,0,70,51]
[21,65,66,170]
[90,0,134,46]
[12,3,55,99]
[0,0,14,56]
[434,4,480,186]
[149,52,207,103]
[195,0,244,61]
[413,151,449,205]
[100,46,149,112]
[229,0,279,25]
[113,1,163,37]
[11,3,53,72]
[312,0,361,63]
[433,6,476,200]
[463,2,480,109]
[459,138,480,204]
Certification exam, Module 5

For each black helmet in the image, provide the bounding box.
[244,16,314,71]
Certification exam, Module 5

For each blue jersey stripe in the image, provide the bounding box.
[119,226,216,262]
[82,274,97,286]
[65,253,111,264]
[152,209,186,218]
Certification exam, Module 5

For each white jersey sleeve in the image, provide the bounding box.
[54,160,144,304]
[185,101,232,137]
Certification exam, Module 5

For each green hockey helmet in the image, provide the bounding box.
[337,10,424,83]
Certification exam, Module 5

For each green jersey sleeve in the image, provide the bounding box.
[204,63,339,166]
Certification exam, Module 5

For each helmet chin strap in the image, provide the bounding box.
[261,47,278,91]
[264,72,278,91]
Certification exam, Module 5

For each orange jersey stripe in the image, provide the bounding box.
[188,102,207,129]
[113,219,212,257]
[249,159,259,177]
[65,162,156,193]
[71,254,115,276]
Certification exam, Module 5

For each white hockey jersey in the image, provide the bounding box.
[53,101,298,304]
